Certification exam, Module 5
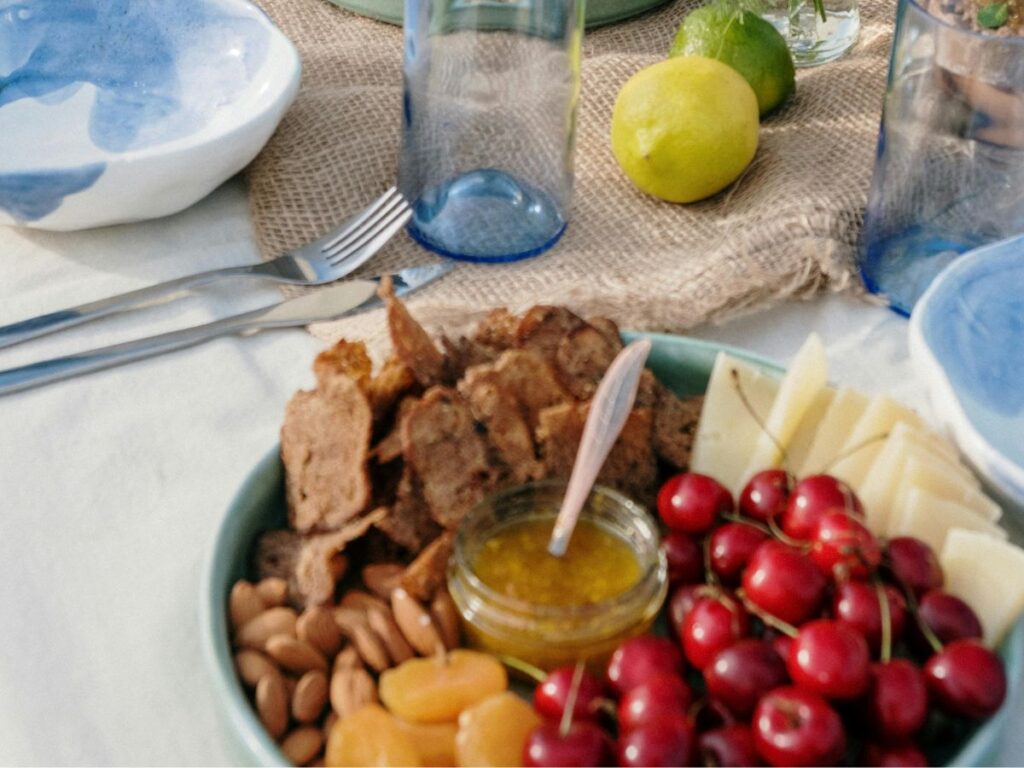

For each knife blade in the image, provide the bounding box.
[0,261,453,397]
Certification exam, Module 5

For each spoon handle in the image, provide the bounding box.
[548,338,653,556]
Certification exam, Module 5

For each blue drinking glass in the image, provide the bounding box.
[860,0,1024,316]
[399,0,583,262]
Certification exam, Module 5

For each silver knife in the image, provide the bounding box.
[0,262,453,397]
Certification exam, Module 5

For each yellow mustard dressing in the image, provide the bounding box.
[472,518,642,606]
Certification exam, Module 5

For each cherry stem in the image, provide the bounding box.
[702,535,720,586]
[765,513,808,550]
[873,577,893,664]
[736,588,799,638]
[821,431,890,475]
[721,513,773,537]
[882,560,945,655]
[731,367,788,468]
[559,661,585,738]
[499,655,547,684]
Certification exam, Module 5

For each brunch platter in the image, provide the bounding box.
[202,286,1024,767]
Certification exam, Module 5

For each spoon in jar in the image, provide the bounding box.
[548,338,653,557]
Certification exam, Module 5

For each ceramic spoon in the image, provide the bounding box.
[547,337,653,557]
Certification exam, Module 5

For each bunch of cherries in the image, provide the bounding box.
[521,470,1008,767]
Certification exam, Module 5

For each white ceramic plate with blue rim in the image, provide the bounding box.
[909,234,1024,510]
[0,0,300,231]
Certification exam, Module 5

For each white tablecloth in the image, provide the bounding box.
[1,179,1020,765]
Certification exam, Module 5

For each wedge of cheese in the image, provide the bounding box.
[941,528,1024,645]
[828,396,929,488]
[895,456,1000,523]
[856,422,983,532]
[795,388,870,477]
[690,353,781,495]
[784,387,837,476]
[888,486,1006,553]
[739,335,829,490]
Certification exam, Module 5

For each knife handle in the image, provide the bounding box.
[0,310,263,397]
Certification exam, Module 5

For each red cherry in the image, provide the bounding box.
[533,666,605,722]
[704,639,788,718]
[886,536,943,597]
[742,541,827,625]
[661,531,704,586]
[606,636,684,696]
[657,472,733,534]
[617,715,695,767]
[862,741,929,767]
[915,590,983,647]
[809,510,881,579]
[782,475,864,540]
[668,584,703,638]
[682,594,750,670]
[709,522,770,584]
[523,721,613,767]
[832,580,907,655]
[787,619,870,699]
[924,639,1007,719]
[617,675,693,732]
[752,686,846,767]
[767,631,794,664]
[739,469,793,523]
[698,724,761,767]
[865,660,928,739]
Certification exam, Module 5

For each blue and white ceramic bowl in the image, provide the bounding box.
[909,235,1024,510]
[0,0,300,231]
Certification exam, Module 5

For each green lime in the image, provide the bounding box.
[610,56,759,204]
[669,4,796,116]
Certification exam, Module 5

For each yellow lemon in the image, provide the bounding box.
[610,56,759,204]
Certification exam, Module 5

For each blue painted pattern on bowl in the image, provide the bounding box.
[0,0,299,230]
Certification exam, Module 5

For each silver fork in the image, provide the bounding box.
[0,187,411,350]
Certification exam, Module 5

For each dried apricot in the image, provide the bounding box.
[379,650,508,723]
[395,718,459,767]
[456,692,541,767]
[324,704,421,767]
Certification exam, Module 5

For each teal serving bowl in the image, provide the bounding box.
[200,333,1024,765]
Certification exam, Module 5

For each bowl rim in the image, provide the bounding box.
[0,0,301,176]
[200,331,1024,766]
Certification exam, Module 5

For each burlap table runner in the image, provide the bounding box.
[249,0,890,350]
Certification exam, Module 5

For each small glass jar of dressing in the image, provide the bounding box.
[447,481,667,672]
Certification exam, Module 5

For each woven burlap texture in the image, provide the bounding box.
[249,0,890,351]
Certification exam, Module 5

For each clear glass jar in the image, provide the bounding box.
[762,0,860,66]
[447,481,667,672]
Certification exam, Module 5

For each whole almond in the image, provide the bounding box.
[429,589,461,650]
[255,577,289,608]
[340,589,389,614]
[351,623,391,672]
[297,607,343,657]
[237,607,298,650]
[281,726,323,766]
[230,581,266,630]
[329,666,378,718]
[266,634,328,674]
[333,645,361,673]
[332,607,368,638]
[292,670,329,723]
[256,672,289,739]
[234,649,280,688]
[362,563,404,600]
[367,607,414,665]
[391,587,445,656]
